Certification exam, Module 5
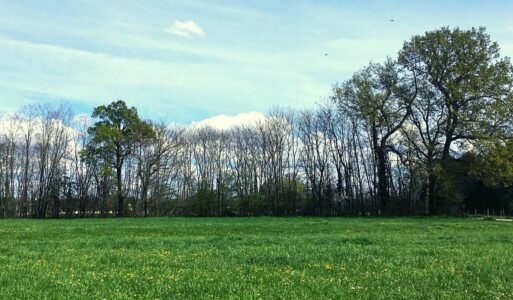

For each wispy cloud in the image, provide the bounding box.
[165,20,205,38]
[0,35,327,121]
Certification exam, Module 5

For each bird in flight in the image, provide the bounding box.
[390,19,395,22]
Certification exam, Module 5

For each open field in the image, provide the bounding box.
[0,217,512,299]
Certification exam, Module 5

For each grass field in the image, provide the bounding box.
[0,217,512,299]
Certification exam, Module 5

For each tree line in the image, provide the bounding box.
[1,27,512,218]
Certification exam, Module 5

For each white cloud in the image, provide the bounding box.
[191,111,265,130]
[165,20,205,38]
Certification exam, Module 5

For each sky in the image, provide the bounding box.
[0,0,512,126]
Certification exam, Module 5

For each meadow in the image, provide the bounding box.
[0,217,512,299]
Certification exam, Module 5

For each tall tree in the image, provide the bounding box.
[399,27,513,213]
[333,59,417,214]
[84,100,155,216]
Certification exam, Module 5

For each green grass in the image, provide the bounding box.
[0,217,512,299]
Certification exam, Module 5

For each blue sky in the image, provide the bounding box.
[1,0,512,124]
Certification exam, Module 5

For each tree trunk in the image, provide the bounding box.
[372,125,389,215]
[427,170,437,215]
[116,164,123,217]
[376,147,389,215]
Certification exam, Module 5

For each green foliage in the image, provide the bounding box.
[337,59,414,131]
[188,188,216,217]
[0,218,512,299]
[0,196,15,217]
[85,100,155,161]
[399,26,513,145]
[244,192,266,215]
[435,159,466,213]
[473,139,513,188]
[459,140,513,212]
[433,153,513,213]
